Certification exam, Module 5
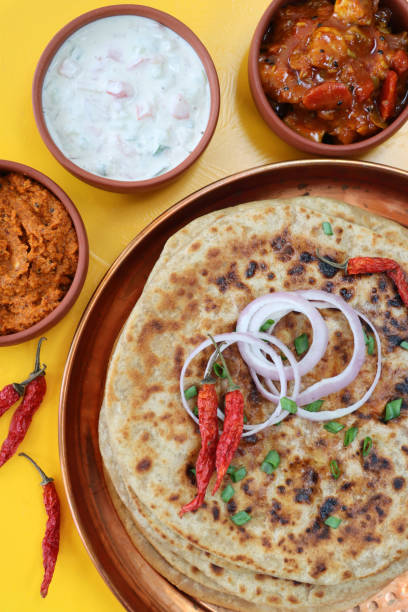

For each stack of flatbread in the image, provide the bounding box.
[99,197,408,611]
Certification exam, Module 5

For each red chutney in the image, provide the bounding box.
[259,0,408,143]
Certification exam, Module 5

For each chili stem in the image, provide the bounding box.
[316,249,348,270]
[208,334,239,391]
[34,337,47,373]
[12,337,47,396]
[201,341,226,384]
[19,452,53,486]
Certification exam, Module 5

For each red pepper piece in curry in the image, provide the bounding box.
[259,0,408,144]
[303,82,353,110]
[392,49,408,75]
[379,69,398,119]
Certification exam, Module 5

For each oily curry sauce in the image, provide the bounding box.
[259,0,408,143]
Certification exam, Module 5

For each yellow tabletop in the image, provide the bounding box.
[1,0,408,611]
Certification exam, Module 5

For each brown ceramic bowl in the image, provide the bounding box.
[0,160,88,347]
[32,4,220,193]
[248,0,408,156]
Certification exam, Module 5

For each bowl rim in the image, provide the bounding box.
[0,160,89,347]
[32,3,220,191]
[248,0,408,156]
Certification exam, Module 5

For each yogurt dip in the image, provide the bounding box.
[42,15,211,181]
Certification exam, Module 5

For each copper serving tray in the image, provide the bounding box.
[59,159,408,612]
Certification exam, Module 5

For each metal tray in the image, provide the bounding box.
[59,160,408,612]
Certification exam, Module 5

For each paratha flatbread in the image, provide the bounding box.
[101,406,408,612]
[100,197,408,607]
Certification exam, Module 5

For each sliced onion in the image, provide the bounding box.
[295,290,366,405]
[180,332,288,427]
[236,293,328,381]
[180,291,382,436]
[294,310,381,421]
[203,336,286,423]
[249,333,301,403]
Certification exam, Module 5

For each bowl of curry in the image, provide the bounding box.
[248,0,408,155]
[0,160,88,346]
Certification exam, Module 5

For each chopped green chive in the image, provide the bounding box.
[362,436,373,457]
[324,516,342,528]
[400,340,408,350]
[281,397,297,414]
[190,467,196,476]
[364,333,375,355]
[324,421,345,434]
[384,398,402,422]
[184,385,197,400]
[231,511,251,526]
[344,426,358,447]
[304,400,323,412]
[243,413,248,424]
[367,336,375,355]
[213,362,227,378]
[329,460,340,479]
[261,461,274,474]
[322,221,333,236]
[193,406,199,417]
[153,144,169,156]
[294,333,309,355]
[280,353,288,361]
[260,319,275,332]
[230,466,247,482]
[264,450,280,468]
[221,484,235,503]
[227,465,236,475]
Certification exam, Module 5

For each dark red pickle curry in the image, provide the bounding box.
[259,0,408,143]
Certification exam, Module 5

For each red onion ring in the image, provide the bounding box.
[180,292,381,436]
[294,310,381,421]
[295,290,366,405]
[180,332,288,427]
[236,293,328,381]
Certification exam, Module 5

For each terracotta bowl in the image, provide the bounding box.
[32,4,220,193]
[248,0,408,156]
[0,160,88,347]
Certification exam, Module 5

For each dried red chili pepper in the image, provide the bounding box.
[316,252,398,275]
[346,257,398,275]
[0,338,47,467]
[316,252,408,308]
[209,337,244,495]
[0,340,47,418]
[19,453,60,598]
[0,385,21,418]
[388,266,408,307]
[212,389,244,495]
[179,378,219,517]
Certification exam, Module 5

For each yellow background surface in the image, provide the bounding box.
[1,0,408,611]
